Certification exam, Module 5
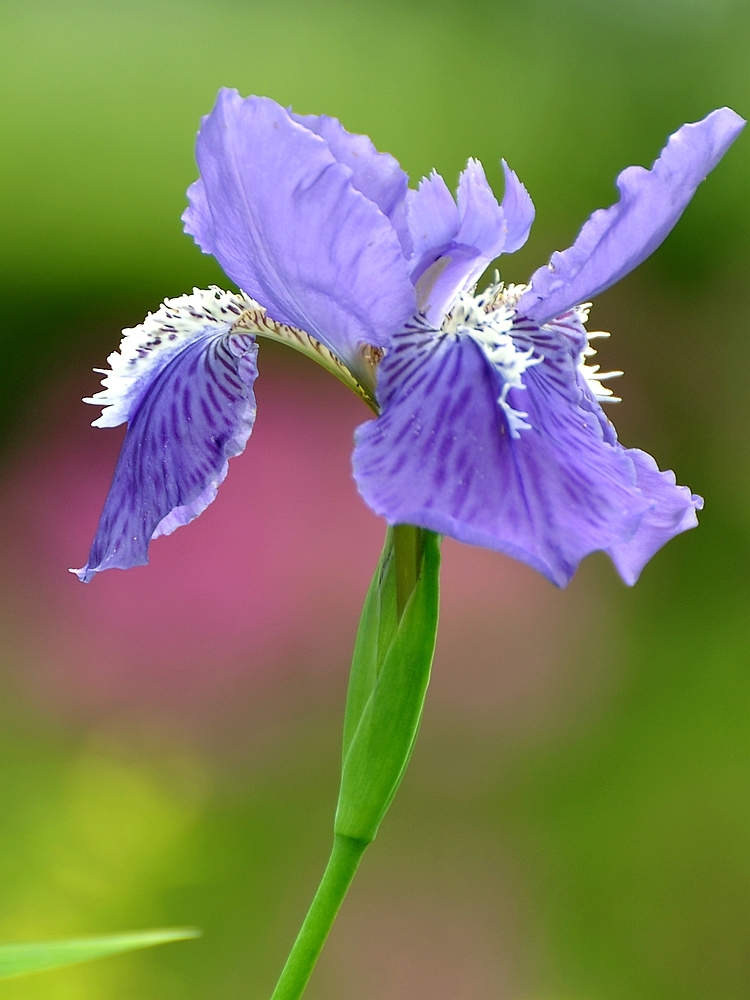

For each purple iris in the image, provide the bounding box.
[74,91,744,586]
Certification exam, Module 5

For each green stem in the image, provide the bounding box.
[269,835,367,1000]
[269,525,439,1000]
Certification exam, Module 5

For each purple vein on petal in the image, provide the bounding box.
[73,288,258,582]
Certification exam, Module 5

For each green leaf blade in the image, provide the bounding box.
[0,927,200,980]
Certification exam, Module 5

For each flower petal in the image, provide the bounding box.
[85,286,248,428]
[455,158,507,262]
[73,290,258,583]
[290,110,412,258]
[407,160,507,323]
[500,159,535,253]
[353,318,651,587]
[406,170,459,281]
[606,448,703,585]
[183,90,415,370]
[518,108,746,324]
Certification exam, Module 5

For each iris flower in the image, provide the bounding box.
[74,91,744,586]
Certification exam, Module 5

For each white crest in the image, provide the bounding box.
[85,286,250,428]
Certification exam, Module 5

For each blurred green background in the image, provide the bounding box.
[0,0,748,997]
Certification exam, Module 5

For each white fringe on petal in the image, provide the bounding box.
[85,286,251,427]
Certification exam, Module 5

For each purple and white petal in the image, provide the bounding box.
[73,288,258,582]
[500,160,535,253]
[290,110,412,258]
[86,286,248,428]
[606,448,703,585]
[518,108,745,325]
[353,317,651,587]
[183,89,415,372]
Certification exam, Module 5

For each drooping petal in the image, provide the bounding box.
[518,108,745,324]
[500,160,535,253]
[183,89,415,372]
[407,159,508,323]
[290,111,412,258]
[73,289,258,583]
[353,318,651,587]
[606,448,703,585]
[85,286,249,428]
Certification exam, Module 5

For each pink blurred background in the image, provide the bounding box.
[0,346,602,735]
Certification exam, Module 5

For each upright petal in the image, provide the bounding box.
[183,90,415,371]
[353,318,650,587]
[500,160,535,253]
[290,111,412,258]
[606,448,703,584]
[73,289,258,582]
[407,159,508,323]
[406,170,458,280]
[518,108,745,324]
[455,158,507,261]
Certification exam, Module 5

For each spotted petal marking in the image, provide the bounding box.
[73,288,259,582]
[73,286,385,582]
[87,287,249,428]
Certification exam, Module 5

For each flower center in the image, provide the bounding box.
[442,281,541,437]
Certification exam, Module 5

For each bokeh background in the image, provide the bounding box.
[0,0,748,997]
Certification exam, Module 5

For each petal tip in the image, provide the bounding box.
[70,565,94,584]
[499,158,535,254]
[702,105,746,137]
[519,107,745,324]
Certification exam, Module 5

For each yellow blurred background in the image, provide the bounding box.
[0,1,748,997]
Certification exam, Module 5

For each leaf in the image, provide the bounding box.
[335,526,441,843]
[0,928,200,980]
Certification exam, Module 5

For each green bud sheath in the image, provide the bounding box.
[336,526,441,842]
[269,526,441,1000]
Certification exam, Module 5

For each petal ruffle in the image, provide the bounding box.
[73,291,258,582]
[518,108,746,325]
[353,318,651,587]
[290,110,412,258]
[606,448,703,585]
[183,89,416,372]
